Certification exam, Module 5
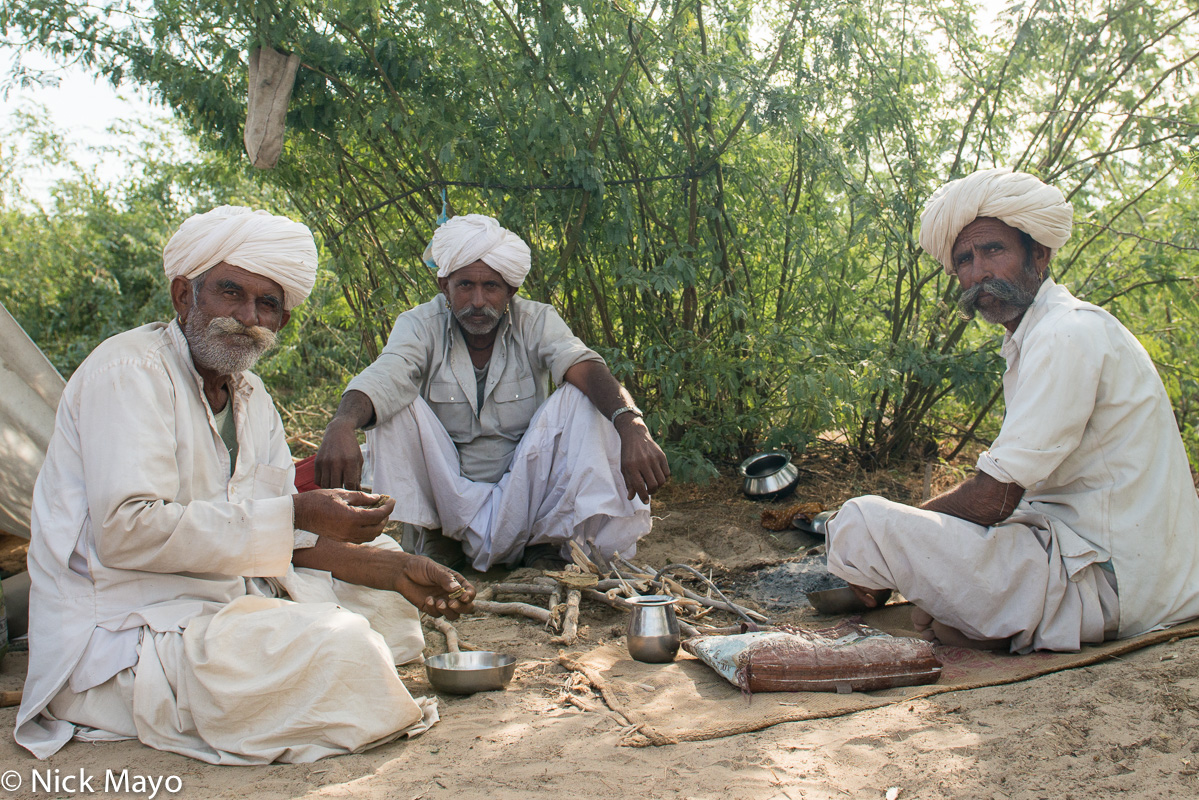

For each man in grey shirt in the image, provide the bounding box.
[316,214,670,571]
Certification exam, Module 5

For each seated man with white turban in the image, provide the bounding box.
[315,214,670,571]
[17,206,475,764]
[827,168,1199,652]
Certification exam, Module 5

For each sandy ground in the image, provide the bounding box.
[2,461,1199,799]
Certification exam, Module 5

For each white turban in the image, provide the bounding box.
[919,168,1073,274]
[423,214,531,288]
[163,206,318,310]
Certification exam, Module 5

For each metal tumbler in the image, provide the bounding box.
[625,594,681,663]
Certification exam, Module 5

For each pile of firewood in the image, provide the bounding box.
[423,542,767,652]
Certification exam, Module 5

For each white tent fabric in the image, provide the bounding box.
[0,301,64,539]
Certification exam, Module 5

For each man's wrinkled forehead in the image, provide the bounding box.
[952,217,1023,255]
[200,262,287,302]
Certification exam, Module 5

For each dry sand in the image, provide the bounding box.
[2,463,1198,799]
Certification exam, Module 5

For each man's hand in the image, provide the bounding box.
[315,390,377,490]
[315,419,365,490]
[394,553,476,620]
[615,414,671,503]
[292,539,475,620]
[293,489,395,544]
[561,360,672,502]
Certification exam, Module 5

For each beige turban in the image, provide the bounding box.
[423,214,531,288]
[919,168,1073,274]
[163,206,318,310]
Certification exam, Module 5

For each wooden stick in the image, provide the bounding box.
[593,578,649,593]
[676,586,768,622]
[473,599,551,624]
[695,624,759,636]
[582,588,631,611]
[551,589,582,645]
[567,540,603,574]
[548,583,564,634]
[491,582,555,596]
[563,693,600,712]
[0,690,20,708]
[425,616,471,653]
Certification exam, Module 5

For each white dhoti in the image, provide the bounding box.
[826,495,1120,653]
[46,536,436,765]
[368,384,651,571]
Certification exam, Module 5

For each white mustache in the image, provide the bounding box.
[207,316,278,349]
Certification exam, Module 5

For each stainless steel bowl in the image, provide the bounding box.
[425,651,516,694]
[739,451,800,500]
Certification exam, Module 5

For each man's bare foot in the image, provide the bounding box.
[911,607,937,640]
[847,583,892,609]
[911,606,1009,650]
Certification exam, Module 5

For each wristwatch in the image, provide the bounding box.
[610,404,644,425]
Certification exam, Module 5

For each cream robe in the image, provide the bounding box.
[828,280,1199,651]
[17,321,429,762]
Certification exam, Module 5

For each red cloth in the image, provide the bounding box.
[293,455,319,493]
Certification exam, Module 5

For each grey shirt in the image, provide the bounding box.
[346,294,604,482]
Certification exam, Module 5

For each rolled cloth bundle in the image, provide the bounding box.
[919,168,1073,274]
[163,206,318,309]
[423,214,531,288]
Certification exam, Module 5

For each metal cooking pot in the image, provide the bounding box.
[739,451,800,500]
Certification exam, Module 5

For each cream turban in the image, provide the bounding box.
[919,168,1073,274]
[423,214,531,288]
[163,206,318,310]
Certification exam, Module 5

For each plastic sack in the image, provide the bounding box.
[682,620,941,694]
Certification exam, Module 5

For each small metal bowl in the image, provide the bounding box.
[739,451,800,501]
[425,651,516,695]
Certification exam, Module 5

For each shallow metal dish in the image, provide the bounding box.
[739,451,800,501]
[793,509,837,537]
[806,586,870,615]
[425,651,516,694]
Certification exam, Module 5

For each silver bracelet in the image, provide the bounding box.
[610,405,643,424]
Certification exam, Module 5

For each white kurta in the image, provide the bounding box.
[368,384,651,571]
[829,279,1199,650]
[17,321,429,762]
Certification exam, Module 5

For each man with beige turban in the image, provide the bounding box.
[826,168,1199,652]
[16,206,475,764]
[316,214,670,571]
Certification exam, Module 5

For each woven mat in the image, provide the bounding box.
[562,605,1199,745]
